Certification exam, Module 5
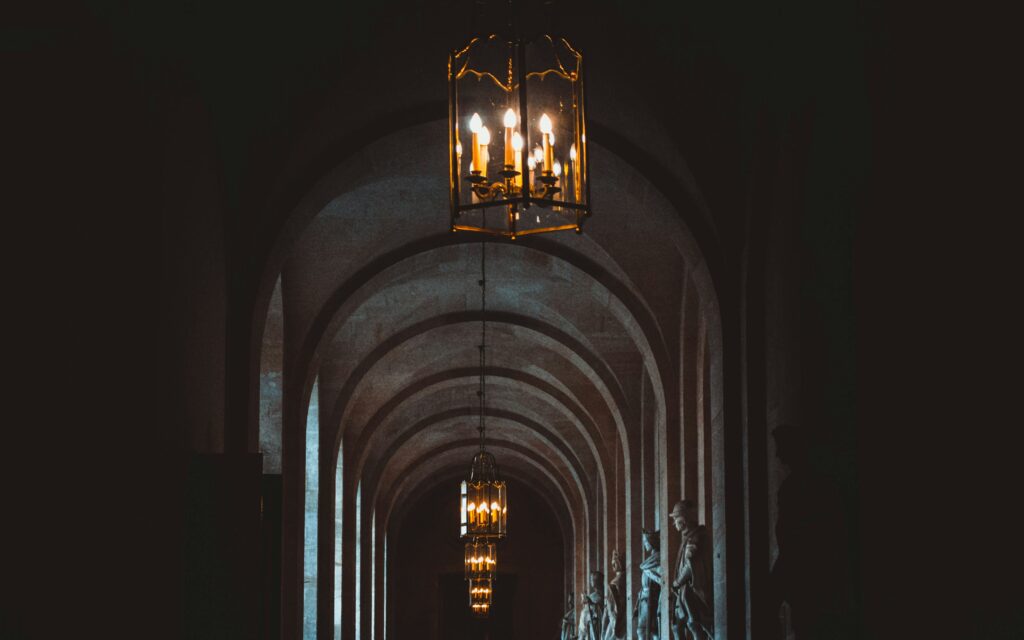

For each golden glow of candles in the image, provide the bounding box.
[539,113,554,172]
[570,143,576,161]
[553,160,562,177]
[532,146,543,165]
[503,109,516,166]
[469,113,482,172]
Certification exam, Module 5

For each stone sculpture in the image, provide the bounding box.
[634,530,661,640]
[578,571,606,640]
[603,549,627,640]
[669,500,713,640]
[562,591,577,640]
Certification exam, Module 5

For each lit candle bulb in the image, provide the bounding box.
[469,113,482,173]
[570,143,581,201]
[553,160,562,177]
[478,126,491,175]
[503,109,516,167]
[511,132,523,187]
[539,113,554,173]
[532,146,544,166]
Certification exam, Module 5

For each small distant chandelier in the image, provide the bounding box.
[468,577,494,616]
[448,31,591,239]
[465,540,498,580]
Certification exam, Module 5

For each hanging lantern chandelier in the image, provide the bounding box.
[459,239,508,542]
[448,31,591,239]
[468,577,494,616]
[465,540,496,616]
[458,236,507,615]
[465,539,498,580]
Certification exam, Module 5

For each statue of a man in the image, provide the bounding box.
[578,571,606,640]
[562,591,577,640]
[634,530,661,640]
[603,550,627,640]
[669,500,713,640]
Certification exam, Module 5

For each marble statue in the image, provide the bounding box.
[669,500,713,640]
[634,530,661,640]
[578,571,606,640]
[562,591,577,640]
[603,549,627,640]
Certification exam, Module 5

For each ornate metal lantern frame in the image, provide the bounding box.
[468,577,494,615]
[449,34,591,239]
[460,450,508,539]
[465,539,498,580]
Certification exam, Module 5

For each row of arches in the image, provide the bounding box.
[254,117,732,640]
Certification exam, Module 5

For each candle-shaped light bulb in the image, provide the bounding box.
[569,143,580,202]
[533,146,544,164]
[539,113,554,172]
[527,156,536,170]
[512,132,524,187]
[456,141,463,156]
[478,126,490,174]
[469,113,482,172]
[553,160,562,177]
[503,109,516,166]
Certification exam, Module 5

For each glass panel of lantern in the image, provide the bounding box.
[459,451,507,540]
[464,540,497,580]
[449,35,589,239]
[468,577,493,616]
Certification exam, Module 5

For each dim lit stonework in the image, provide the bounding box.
[125,0,870,638]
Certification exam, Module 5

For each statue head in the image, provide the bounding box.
[642,529,660,552]
[669,500,698,532]
[589,570,604,590]
[611,548,622,573]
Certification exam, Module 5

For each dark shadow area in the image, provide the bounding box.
[769,425,856,639]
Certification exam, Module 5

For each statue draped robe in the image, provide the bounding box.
[603,569,626,640]
[578,591,605,640]
[671,525,713,640]
[635,550,661,640]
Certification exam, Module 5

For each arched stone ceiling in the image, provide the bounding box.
[271,113,725,571]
